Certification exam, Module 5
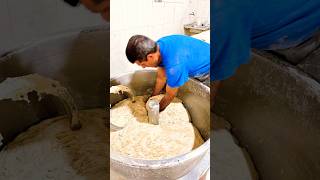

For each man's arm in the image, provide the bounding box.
[152,67,167,96]
[159,85,178,111]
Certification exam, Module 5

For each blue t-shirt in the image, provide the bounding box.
[211,0,320,81]
[157,35,210,88]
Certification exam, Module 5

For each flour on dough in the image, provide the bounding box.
[0,109,107,180]
[110,95,204,160]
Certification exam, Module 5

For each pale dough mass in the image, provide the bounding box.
[110,95,204,160]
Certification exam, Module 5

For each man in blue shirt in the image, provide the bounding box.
[211,0,320,103]
[126,35,210,111]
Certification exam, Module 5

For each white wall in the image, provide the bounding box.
[193,0,210,25]
[0,0,105,56]
[110,0,209,77]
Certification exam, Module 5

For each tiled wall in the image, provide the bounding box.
[194,0,210,24]
[0,0,105,56]
[110,0,209,77]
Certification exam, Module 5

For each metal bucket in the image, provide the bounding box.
[110,70,210,180]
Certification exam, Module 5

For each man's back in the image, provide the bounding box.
[157,35,210,87]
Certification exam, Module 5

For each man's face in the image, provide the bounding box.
[135,53,159,68]
[80,0,109,21]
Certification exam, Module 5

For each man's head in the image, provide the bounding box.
[125,35,161,68]
[63,0,109,21]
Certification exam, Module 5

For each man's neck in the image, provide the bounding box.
[157,45,162,65]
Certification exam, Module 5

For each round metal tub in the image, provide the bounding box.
[0,26,109,180]
[110,70,210,180]
[0,26,108,145]
[214,52,320,180]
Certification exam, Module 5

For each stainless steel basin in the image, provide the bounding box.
[110,70,210,180]
[214,52,320,180]
[0,26,109,144]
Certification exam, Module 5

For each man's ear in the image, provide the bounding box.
[146,54,153,61]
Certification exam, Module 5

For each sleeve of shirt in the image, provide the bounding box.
[166,65,189,88]
[211,0,254,81]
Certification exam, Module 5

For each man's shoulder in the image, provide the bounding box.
[157,34,189,41]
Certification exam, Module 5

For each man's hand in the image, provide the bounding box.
[152,67,167,96]
[159,85,178,111]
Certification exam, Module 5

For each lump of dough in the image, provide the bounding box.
[110,96,148,128]
[147,95,191,125]
[110,85,135,101]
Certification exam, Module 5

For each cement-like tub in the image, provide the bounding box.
[110,70,210,180]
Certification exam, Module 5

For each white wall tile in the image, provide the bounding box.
[163,7,175,24]
[122,1,137,28]
[163,0,186,3]
[110,0,124,31]
[174,6,189,24]
[110,0,210,76]
[152,1,164,7]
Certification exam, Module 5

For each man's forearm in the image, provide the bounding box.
[159,85,178,111]
[152,78,166,96]
[152,67,166,96]
[159,93,175,111]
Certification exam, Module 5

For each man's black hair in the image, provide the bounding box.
[125,35,157,64]
[63,0,105,7]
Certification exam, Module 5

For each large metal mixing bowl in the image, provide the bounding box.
[214,51,320,180]
[0,26,108,145]
[110,70,210,180]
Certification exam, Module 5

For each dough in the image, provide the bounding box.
[0,109,107,180]
[110,84,135,101]
[110,95,204,160]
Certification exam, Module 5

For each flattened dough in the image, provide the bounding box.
[110,95,204,160]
